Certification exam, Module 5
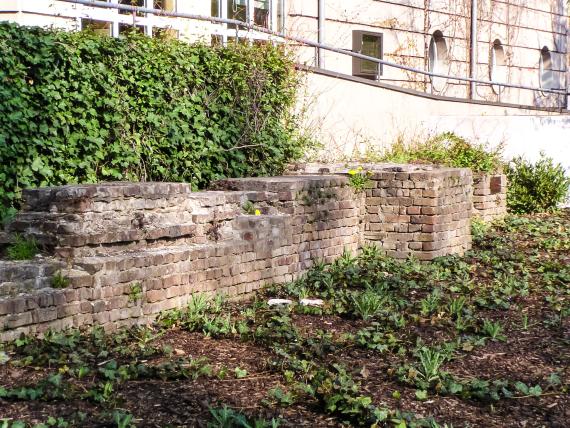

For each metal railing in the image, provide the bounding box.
[57,0,569,98]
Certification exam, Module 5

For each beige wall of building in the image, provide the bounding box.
[288,0,568,107]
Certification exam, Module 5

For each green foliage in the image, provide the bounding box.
[481,319,505,341]
[207,406,281,428]
[0,22,304,213]
[113,411,135,428]
[346,167,372,193]
[505,154,570,214]
[351,290,386,320]
[416,347,447,385]
[127,282,143,303]
[470,217,490,243]
[377,132,503,173]
[242,200,256,215]
[6,234,39,260]
[51,271,70,289]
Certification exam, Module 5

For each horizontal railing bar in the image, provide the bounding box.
[58,0,569,96]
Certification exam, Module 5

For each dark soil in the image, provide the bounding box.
[1,211,569,427]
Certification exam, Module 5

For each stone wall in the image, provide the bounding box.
[0,164,487,341]
[0,175,363,341]
[472,173,508,222]
[364,167,472,260]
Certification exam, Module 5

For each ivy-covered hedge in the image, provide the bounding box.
[0,23,303,219]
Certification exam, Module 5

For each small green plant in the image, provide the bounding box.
[128,283,143,303]
[471,217,490,242]
[234,367,248,379]
[6,234,39,260]
[505,153,570,214]
[188,293,210,317]
[447,296,466,319]
[347,167,372,193]
[268,387,295,406]
[417,347,446,384]
[207,406,280,428]
[351,290,385,320]
[376,132,502,173]
[481,319,505,341]
[113,410,135,428]
[51,271,70,289]
[520,314,529,331]
[420,289,441,317]
[0,205,17,229]
[242,200,256,215]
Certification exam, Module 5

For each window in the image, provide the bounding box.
[154,0,175,12]
[352,31,383,80]
[81,19,112,36]
[490,39,507,94]
[119,0,145,16]
[118,23,145,35]
[540,47,555,90]
[212,0,284,31]
[254,0,270,28]
[211,0,220,17]
[428,31,448,91]
[276,0,285,33]
[228,0,247,29]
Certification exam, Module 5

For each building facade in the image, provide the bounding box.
[1,1,569,163]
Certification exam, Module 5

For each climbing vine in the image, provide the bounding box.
[0,23,305,220]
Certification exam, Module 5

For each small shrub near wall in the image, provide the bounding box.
[375,132,503,174]
[0,23,304,220]
[505,154,570,214]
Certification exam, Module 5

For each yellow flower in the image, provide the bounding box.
[357,166,363,171]
[348,169,357,175]
[254,209,261,216]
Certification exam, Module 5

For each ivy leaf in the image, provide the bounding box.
[0,351,10,365]
[234,367,248,379]
[514,381,529,395]
[415,389,428,401]
[528,385,543,397]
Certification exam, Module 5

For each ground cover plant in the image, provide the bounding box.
[0,210,569,427]
[0,23,304,222]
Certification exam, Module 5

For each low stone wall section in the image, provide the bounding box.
[0,164,500,340]
[0,176,362,341]
[287,163,473,259]
[472,173,508,221]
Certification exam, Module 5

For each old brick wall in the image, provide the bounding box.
[0,165,490,341]
[472,173,508,222]
[0,176,362,341]
[287,163,474,259]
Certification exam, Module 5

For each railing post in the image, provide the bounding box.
[469,0,478,99]
[318,0,325,68]
[221,0,228,45]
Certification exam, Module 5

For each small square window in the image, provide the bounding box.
[119,23,146,35]
[154,0,176,12]
[352,31,383,80]
[119,0,145,16]
[254,0,270,28]
[153,27,179,40]
[81,19,112,36]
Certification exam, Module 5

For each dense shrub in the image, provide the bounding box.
[505,154,570,214]
[0,23,304,218]
[377,132,503,173]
